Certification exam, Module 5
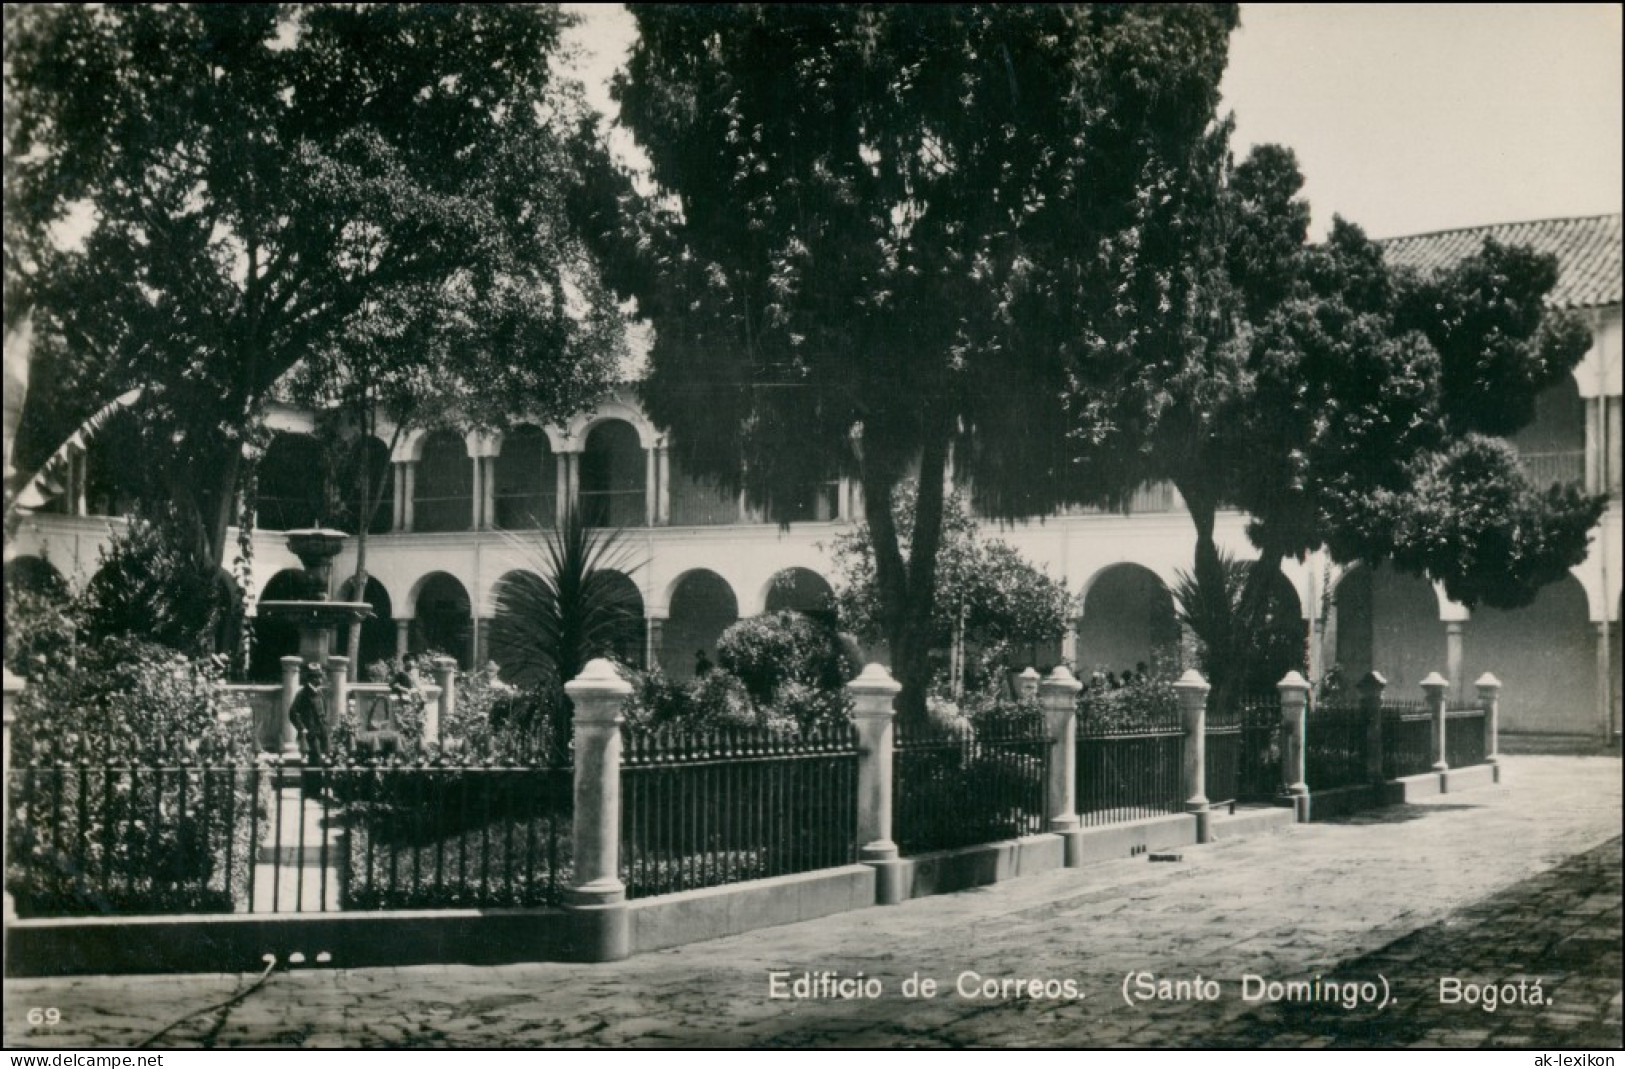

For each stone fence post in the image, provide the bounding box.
[1015,666,1040,702]
[1476,672,1502,781]
[563,658,632,960]
[1278,670,1310,822]
[278,655,302,757]
[1422,671,1449,773]
[326,655,350,733]
[1358,671,1387,785]
[1174,669,1212,842]
[1038,666,1083,865]
[848,664,905,905]
[430,656,457,745]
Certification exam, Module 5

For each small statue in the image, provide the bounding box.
[289,661,330,788]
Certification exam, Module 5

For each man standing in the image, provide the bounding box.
[290,661,330,788]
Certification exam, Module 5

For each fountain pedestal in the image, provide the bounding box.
[257,528,373,757]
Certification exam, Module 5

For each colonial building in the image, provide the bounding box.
[8,214,1620,745]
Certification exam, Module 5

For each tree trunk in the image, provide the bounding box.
[860,427,951,730]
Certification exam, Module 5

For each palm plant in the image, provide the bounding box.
[488,504,645,698]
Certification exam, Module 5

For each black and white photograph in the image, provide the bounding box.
[2,3,1620,1053]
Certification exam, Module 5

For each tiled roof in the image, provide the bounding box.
[1380,214,1621,311]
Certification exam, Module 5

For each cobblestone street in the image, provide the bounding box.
[5,755,1621,1050]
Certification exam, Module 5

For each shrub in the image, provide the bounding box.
[716,610,849,703]
[1076,673,1181,733]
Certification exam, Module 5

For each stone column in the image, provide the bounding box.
[1277,670,1310,822]
[848,663,905,905]
[1476,672,1502,782]
[1599,622,1616,743]
[469,453,483,531]
[1422,670,1449,773]
[1174,669,1212,842]
[392,463,406,531]
[326,655,350,733]
[395,619,410,660]
[430,656,456,746]
[473,617,491,671]
[645,615,666,674]
[1060,623,1080,671]
[556,450,573,527]
[1445,621,1465,699]
[1039,666,1084,864]
[402,462,417,533]
[566,453,581,515]
[481,455,496,531]
[644,446,657,527]
[1358,670,1387,785]
[563,659,632,960]
[656,442,671,525]
[278,655,303,757]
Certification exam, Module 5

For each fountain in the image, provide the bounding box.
[256,528,373,755]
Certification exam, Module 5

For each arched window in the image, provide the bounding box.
[494,425,555,529]
[249,569,308,680]
[258,433,327,531]
[580,421,646,528]
[663,569,738,678]
[414,572,472,668]
[340,436,394,535]
[416,431,472,533]
[765,567,837,628]
[337,575,396,674]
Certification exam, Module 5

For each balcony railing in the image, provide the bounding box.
[1518,450,1584,488]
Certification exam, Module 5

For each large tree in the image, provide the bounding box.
[609,4,1239,724]
[1078,136,1605,702]
[6,5,626,603]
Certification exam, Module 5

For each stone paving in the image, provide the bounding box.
[4,755,1621,1050]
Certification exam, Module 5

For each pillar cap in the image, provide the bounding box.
[1039,665,1083,694]
[432,656,458,672]
[1277,670,1310,693]
[564,657,633,699]
[1173,668,1211,694]
[846,662,901,697]
[1356,670,1387,690]
[1474,672,1502,690]
[1420,671,1449,689]
[280,655,304,667]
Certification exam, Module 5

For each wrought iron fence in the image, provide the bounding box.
[1382,701,1434,779]
[1445,706,1489,769]
[620,723,859,898]
[893,709,1050,855]
[6,762,269,918]
[6,756,575,918]
[335,761,573,910]
[1206,694,1280,805]
[1076,709,1185,827]
[1304,704,1370,791]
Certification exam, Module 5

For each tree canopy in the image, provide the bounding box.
[609,4,1240,721]
[1080,134,1605,700]
[6,4,627,582]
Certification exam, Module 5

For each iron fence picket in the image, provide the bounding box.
[619,722,859,899]
[893,709,1050,855]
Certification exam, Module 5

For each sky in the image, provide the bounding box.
[563,3,1623,241]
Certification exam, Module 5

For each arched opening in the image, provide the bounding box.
[258,432,328,532]
[249,568,308,680]
[415,431,472,533]
[413,572,472,668]
[1077,564,1181,679]
[765,567,837,628]
[494,424,555,529]
[490,568,647,688]
[4,555,68,599]
[339,436,394,536]
[1339,563,1447,701]
[336,575,396,675]
[580,420,646,528]
[1465,575,1594,737]
[663,569,738,678]
[1511,376,1585,488]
